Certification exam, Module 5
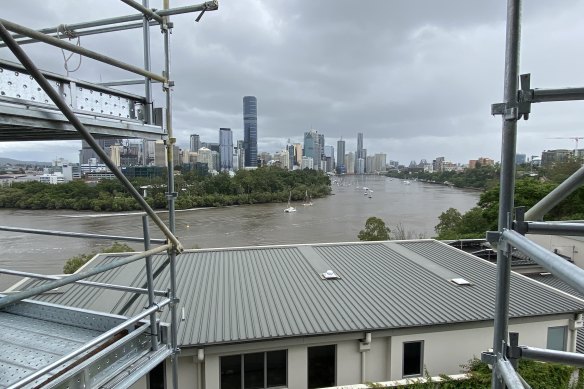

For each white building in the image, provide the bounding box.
[197,147,214,172]
[39,172,64,184]
[20,240,584,389]
[301,156,314,170]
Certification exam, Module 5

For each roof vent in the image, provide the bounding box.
[450,277,471,286]
[321,270,340,280]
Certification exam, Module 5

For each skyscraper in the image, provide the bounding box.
[190,134,201,153]
[355,132,363,172]
[303,129,319,170]
[337,138,345,174]
[219,128,233,171]
[243,96,257,167]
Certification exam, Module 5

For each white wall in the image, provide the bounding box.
[529,235,584,268]
[161,314,574,389]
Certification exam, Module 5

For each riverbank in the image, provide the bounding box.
[0,167,332,212]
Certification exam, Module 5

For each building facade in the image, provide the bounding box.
[190,134,201,153]
[303,130,319,170]
[337,139,345,174]
[243,96,258,167]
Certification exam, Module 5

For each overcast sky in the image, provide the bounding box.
[1,1,584,165]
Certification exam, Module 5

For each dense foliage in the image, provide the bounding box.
[0,167,331,211]
[434,177,584,240]
[387,165,500,190]
[63,242,135,274]
[367,359,583,388]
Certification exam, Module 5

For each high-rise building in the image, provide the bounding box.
[355,132,363,171]
[345,152,355,174]
[219,128,233,171]
[336,138,345,174]
[190,134,201,153]
[303,129,319,170]
[293,143,303,166]
[243,96,258,167]
[373,153,387,172]
[198,147,213,171]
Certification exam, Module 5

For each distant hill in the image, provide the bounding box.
[0,157,51,166]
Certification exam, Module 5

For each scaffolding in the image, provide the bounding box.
[484,1,584,388]
[0,1,218,388]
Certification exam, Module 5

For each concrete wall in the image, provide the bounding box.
[162,314,574,389]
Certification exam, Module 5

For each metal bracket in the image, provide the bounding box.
[491,103,518,121]
[486,231,501,244]
[481,351,496,365]
[513,207,528,235]
[517,73,532,120]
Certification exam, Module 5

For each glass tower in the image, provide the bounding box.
[219,128,233,171]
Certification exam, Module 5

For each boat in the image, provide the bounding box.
[403,180,411,185]
[284,191,296,213]
[302,190,313,206]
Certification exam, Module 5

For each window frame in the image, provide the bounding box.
[307,344,337,389]
[402,340,424,378]
[547,326,568,351]
[220,350,288,389]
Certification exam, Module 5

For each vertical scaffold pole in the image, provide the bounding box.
[142,0,153,124]
[492,1,522,388]
[162,1,180,388]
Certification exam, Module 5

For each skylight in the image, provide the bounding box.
[450,278,471,286]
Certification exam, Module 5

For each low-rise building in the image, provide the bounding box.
[16,240,584,389]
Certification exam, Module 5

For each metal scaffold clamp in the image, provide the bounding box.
[491,73,532,121]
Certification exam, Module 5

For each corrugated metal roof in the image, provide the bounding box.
[19,240,584,347]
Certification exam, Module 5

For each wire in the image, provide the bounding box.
[56,24,82,76]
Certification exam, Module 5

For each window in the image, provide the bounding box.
[403,341,423,377]
[547,326,567,351]
[220,350,287,389]
[308,345,336,389]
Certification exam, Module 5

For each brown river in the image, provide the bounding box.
[0,176,480,290]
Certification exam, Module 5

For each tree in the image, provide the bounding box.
[63,242,135,274]
[358,217,391,241]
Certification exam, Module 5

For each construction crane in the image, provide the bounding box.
[546,136,584,153]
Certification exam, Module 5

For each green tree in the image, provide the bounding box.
[358,217,391,241]
[63,242,135,274]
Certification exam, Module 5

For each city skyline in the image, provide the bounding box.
[1,1,583,165]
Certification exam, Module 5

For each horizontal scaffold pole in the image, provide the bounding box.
[0,244,171,309]
[500,229,584,295]
[521,346,584,367]
[0,18,166,83]
[0,22,182,251]
[5,1,218,41]
[0,21,159,48]
[531,87,584,103]
[523,221,584,236]
[0,269,168,297]
[0,225,167,244]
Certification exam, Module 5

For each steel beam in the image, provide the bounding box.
[0,23,181,250]
[525,165,584,221]
[0,18,166,83]
[521,346,584,367]
[493,3,522,389]
[0,225,166,244]
[0,269,167,297]
[501,229,584,295]
[0,244,170,309]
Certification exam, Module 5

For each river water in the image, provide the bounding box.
[0,176,480,289]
